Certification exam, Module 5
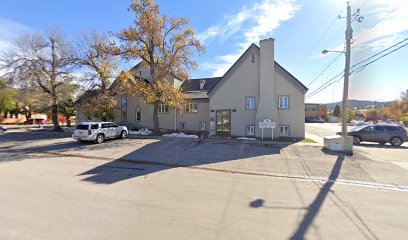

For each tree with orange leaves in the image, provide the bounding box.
[116,0,204,134]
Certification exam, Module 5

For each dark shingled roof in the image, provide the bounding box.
[181,77,222,92]
[75,89,101,106]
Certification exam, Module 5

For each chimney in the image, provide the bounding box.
[199,79,205,90]
[255,38,278,139]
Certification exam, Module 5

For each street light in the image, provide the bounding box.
[322,49,345,55]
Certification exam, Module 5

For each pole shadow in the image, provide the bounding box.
[289,153,344,240]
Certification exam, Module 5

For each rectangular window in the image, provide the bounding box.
[75,124,89,130]
[279,126,290,137]
[251,53,255,63]
[199,121,206,131]
[246,125,255,136]
[245,97,256,110]
[185,103,198,113]
[278,96,289,109]
[158,103,169,113]
[180,122,186,130]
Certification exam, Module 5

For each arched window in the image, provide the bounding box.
[121,95,127,122]
[135,105,141,121]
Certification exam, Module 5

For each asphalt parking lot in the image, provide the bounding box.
[1,130,408,239]
[306,123,408,168]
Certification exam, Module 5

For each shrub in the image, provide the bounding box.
[401,114,408,127]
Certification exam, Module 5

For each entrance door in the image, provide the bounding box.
[216,110,231,135]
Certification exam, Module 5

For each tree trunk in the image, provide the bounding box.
[51,97,61,131]
[153,102,160,134]
[65,113,71,127]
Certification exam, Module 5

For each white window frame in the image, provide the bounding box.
[245,97,256,110]
[279,125,290,137]
[278,96,289,109]
[158,103,169,113]
[180,121,186,131]
[199,121,206,131]
[246,125,255,136]
[185,103,198,113]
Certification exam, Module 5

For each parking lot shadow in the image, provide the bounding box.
[0,131,71,143]
[78,139,286,184]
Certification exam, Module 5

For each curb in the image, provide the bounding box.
[127,135,294,147]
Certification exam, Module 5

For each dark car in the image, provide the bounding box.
[337,125,408,146]
[0,126,7,133]
[305,117,325,123]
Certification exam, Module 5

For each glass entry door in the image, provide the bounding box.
[216,110,231,135]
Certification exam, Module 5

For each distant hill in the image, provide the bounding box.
[325,100,395,110]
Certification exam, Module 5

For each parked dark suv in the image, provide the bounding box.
[338,125,408,146]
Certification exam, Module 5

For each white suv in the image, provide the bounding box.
[72,122,128,143]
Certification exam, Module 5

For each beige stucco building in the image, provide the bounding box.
[76,38,308,139]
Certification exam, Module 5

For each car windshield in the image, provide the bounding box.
[350,125,367,132]
[75,124,89,130]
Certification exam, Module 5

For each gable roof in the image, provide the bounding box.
[208,43,308,96]
[274,61,308,92]
[181,77,222,92]
[74,89,101,106]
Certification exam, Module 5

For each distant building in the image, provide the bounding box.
[1,112,47,124]
[305,103,327,121]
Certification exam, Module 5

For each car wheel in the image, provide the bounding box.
[353,136,361,145]
[390,137,402,146]
[96,134,105,144]
[378,141,386,145]
[120,130,127,139]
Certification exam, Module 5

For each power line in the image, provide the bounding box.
[306,74,344,99]
[306,37,408,99]
[306,52,343,87]
[296,4,345,71]
[306,71,344,99]
[351,37,408,69]
[296,18,338,67]
[354,41,408,73]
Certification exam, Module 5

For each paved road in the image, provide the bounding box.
[1,150,407,240]
[1,130,408,239]
[306,123,408,169]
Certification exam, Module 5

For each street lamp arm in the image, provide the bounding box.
[322,49,345,55]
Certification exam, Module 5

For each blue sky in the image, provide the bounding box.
[0,0,407,103]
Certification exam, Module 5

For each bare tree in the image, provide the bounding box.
[0,28,78,131]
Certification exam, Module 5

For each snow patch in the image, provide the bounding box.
[129,128,152,136]
[162,132,199,139]
[236,137,257,141]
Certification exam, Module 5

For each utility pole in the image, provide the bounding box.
[341,2,352,155]
[339,2,363,155]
